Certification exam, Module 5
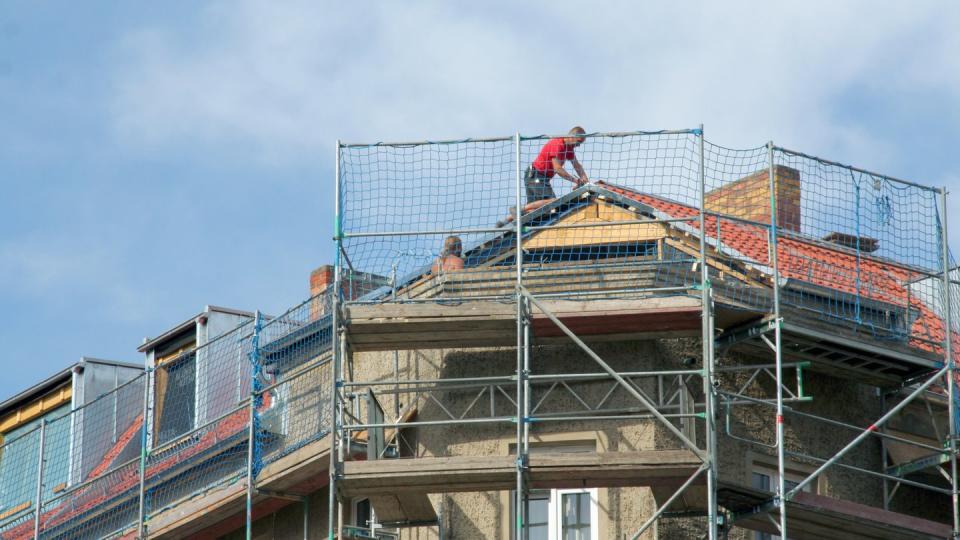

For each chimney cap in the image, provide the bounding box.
[822,232,879,253]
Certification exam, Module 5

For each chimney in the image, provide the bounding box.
[705,165,801,233]
[310,265,335,298]
[309,265,335,320]
[309,265,390,319]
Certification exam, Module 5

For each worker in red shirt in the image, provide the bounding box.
[499,127,589,226]
[526,126,589,209]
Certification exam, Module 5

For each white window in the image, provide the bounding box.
[751,467,813,540]
[512,488,599,540]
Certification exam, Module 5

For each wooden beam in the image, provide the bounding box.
[346,297,704,351]
[0,500,30,522]
[523,203,666,250]
[0,383,72,434]
[665,237,765,288]
[399,254,676,301]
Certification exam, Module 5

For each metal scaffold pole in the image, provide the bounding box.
[513,131,528,540]
[880,391,892,511]
[245,397,256,540]
[138,370,151,539]
[246,310,263,540]
[328,140,343,540]
[768,141,788,539]
[337,332,347,539]
[940,187,959,538]
[522,291,531,540]
[787,363,949,497]
[698,125,719,540]
[33,419,47,540]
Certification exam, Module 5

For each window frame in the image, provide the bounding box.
[552,488,599,540]
[750,460,816,540]
[348,497,398,540]
[511,487,599,540]
[502,435,606,539]
[0,404,71,518]
[152,350,198,447]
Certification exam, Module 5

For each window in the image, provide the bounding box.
[354,497,371,529]
[751,467,813,540]
[154,352,197,446]
[559,490,593,540]
[149,313,262,449]
[524,490,550,539]
[512,488,599,540]
[0,405,70,519]
[346,498,397,540]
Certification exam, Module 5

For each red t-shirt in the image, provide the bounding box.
[532,138,576,178]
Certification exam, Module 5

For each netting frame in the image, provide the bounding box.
[328,127,960,540]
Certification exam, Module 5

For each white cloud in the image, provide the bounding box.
[110,1,960,165]
[106,0,960,261]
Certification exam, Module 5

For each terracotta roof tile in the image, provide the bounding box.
[596,181,953,357]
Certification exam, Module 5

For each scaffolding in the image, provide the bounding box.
[0,292,335,539]
[0,126,956,540]
[329,128,959,539]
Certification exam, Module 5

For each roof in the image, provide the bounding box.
[0,357,142,414]
[365,180,955,359]
[593,180,953,357]
[138,305,255,352]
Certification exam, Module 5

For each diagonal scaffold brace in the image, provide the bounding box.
[519,286,707,461]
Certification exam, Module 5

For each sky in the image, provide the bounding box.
[1,1,959,400]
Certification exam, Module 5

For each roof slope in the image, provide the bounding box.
[595,181,952,357]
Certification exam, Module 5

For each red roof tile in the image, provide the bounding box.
[596,181,955,358]
[2,407,254,540]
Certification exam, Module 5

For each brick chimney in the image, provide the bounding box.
[705,165,801,233]
[309,265,390,319]
[309,266,335,320]
[310,265,335,298]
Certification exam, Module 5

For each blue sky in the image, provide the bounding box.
[1,1,959,400]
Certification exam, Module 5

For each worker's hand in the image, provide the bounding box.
[574,177,587,187]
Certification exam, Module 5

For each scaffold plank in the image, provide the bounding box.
[721,484,951,540]
[345,297,703,351]
[367,492,438,524]
[338,450,701,497]
[715,316,940,386]
[146,437,332,538]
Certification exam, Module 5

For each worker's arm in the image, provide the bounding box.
[551,157,582,185]
[572,158,589,184]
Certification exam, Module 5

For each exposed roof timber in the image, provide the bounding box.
[714,315,939,386]
[360,183,760,302]
[0,367,72,414]
[781,322,941,370]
